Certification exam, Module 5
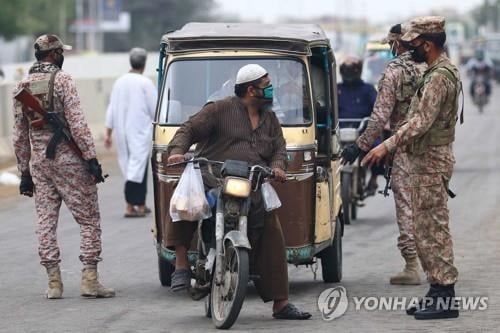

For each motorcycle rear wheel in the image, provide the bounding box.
[211,243,249,329]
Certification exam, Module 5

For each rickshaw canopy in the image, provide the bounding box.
[161,23,331,55]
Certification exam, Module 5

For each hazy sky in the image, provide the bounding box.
[214,0,483,23]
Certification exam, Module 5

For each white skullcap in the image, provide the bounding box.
[235,64,268,84]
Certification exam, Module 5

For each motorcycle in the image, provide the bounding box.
[168,157,275,329]
[338,118,370,225]
[469,66,491,113]
[471,76,488,113]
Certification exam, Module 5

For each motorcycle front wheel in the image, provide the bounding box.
[210,243,249,329]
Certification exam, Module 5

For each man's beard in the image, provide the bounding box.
[259,98,273,110]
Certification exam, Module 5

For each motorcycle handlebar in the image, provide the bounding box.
[338,117,371,132]
[167,157,274,178]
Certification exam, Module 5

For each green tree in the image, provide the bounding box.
[0,0,75,41]
[0,0,30,40]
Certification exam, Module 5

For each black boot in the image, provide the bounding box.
[414,284,459,320]
[406,284,439,315]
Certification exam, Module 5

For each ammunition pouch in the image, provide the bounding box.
[407,126,455,155]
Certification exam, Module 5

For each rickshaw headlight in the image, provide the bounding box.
[339,128,358,142]
[223,177,251,198]
[304,151,312,161]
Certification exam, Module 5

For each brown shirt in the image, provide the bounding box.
[168,96,287,170]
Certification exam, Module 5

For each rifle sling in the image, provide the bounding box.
[45,70,63,159]
[47,70,59,111]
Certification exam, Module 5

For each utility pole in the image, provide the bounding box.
[76,0,84,51]
[59,3,67,41]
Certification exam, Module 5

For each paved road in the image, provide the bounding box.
[1,76,499,333]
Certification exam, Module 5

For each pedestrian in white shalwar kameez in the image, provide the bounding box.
[105,48,157,217]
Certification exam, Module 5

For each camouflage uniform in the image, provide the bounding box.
[384,18,461,285]
[357,51,423,259]
[12,36,102,268]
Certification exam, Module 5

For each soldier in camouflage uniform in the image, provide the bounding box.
[12,35,114,299]
[342,24,425,285]
[362,17,461,320]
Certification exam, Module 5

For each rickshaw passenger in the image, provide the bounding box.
[166,64,311,320]
[338,56,382,193]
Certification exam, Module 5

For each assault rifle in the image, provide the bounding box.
[378,158,392,197]
[14,88,83,159]
[14,88,107,182]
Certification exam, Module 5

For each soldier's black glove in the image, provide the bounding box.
[341,144,363,165]
[20,175,34,197]
[87,158,105,183]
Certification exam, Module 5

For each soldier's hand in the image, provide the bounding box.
[361,143,388,167]
[341,144,363,165]
[19,175,34,197]
[87,158,105,183]
[167,154,185,165]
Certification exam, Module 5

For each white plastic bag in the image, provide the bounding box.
[261,182,282,212]
[170,163,211,222]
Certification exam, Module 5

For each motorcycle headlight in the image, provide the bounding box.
[222,177,251,198]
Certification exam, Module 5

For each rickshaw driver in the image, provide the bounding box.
[167,64,312,320]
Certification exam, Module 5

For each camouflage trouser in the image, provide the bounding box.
[31,159,102,268]
[410,172,458,285]
[391,151,417,258]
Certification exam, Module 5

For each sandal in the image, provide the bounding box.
[135,206,152,215]
[124,209,146,218]
[273,303,312,320]
[171,269,191,292]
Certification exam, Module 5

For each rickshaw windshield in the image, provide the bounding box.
[157,58,312,126]
[361,49,393,86]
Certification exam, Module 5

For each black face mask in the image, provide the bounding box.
[409,42,427,63]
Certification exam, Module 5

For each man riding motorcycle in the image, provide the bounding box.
[166,64,311,320]
[466,48,493,99]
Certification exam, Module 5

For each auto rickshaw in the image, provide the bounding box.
[150,23,344,287]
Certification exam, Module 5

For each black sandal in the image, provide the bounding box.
[171,269,191,292]
[273,303,312,320]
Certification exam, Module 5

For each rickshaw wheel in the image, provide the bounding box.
[351,201,358,220]
[158,255,175,287]
[320,218,342,283]
[341,173,352,225]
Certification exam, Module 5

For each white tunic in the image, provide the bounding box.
[105,73,157,183]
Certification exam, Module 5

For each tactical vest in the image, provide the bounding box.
[406,62,462,155]
[392,58,421,125]
[24,70,66,130]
